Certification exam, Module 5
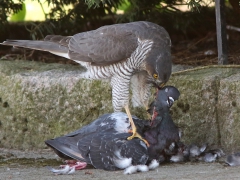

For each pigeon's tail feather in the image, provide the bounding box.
[1,40,70,58]
[45,139,86,162]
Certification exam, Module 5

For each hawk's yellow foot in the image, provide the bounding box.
[127,131,150,147]
[125,105,150,147]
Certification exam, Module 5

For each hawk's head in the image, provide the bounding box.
[145,48,172,88]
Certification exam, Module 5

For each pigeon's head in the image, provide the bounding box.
[158,86,180,108]
[148,86,180,124]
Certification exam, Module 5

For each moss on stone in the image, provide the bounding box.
[0,60,240,151]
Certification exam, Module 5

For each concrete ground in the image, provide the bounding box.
[0,148,239,180]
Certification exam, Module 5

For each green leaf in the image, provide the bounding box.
[10,3,26,22]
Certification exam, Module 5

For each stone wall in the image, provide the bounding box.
[169,67,240,152]
[0,60,239,152]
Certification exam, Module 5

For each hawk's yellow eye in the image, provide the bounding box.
[153,74,158,79]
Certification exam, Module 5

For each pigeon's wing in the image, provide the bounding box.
[45,112,134,162]
[65,112,131,139]
[117,134,149,166]
[78,132,149,171]
[45,113,118,161]
[63,113,113,138]
[78,132,119,171]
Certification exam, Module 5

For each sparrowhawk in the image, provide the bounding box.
[1,21,172,143]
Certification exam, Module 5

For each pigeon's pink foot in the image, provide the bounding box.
[60,160,87,170]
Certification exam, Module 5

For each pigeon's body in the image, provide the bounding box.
[46,112,150,163]
[145,86,181,162]
[77,132,149,171]
[45,86,181,173]
[46,113,151,171]
[145,114,180,162]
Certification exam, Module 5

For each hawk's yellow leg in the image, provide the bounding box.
[125,105,149,147]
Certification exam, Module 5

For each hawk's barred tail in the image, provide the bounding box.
[1,40,69,55]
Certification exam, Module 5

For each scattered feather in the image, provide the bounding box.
[226,152,240,166]
[199,144,207,153]
[47,165,71,175]
[67,167,76,174]
[200,153,217,163]
[170,155,184,163]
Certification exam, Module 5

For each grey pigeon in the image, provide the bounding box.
[45,86,180,173]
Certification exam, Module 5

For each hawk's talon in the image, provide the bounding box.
[125,105,150,147]
[127,134,134,140]
[127,132,150,147]
[141,138,150,147]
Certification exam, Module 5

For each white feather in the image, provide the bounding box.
[113,150,132,169]
[123,166,138,175]
[110,112,130,133]
[200,144,207,153]
[202,153,218,163]
[67,167,76,174]
[170,155,184,162]
[137,165,149,172]
[48,165,71,174]
[148,159,159,170]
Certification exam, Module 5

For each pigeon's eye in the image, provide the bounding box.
[153,74,158,79]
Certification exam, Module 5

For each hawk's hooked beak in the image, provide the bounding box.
[152,82,165,89]
[159,83,165,88]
